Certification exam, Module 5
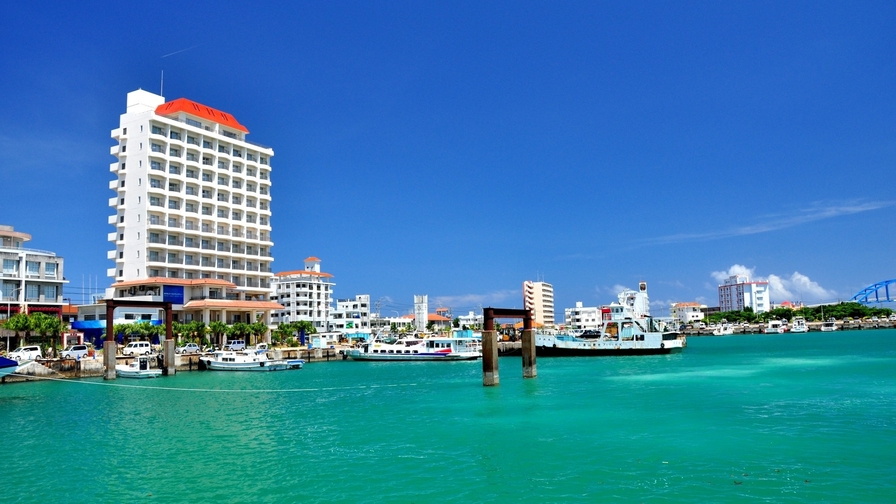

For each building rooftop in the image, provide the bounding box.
[155,97,249,133]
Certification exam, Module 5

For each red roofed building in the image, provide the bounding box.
[271,257,335,332]
[102,89,278,334]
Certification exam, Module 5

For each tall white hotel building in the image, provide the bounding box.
[105,89,282,328]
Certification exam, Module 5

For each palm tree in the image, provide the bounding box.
[208,321,228,349]
[4,313,32,348]
[249,321,268,345]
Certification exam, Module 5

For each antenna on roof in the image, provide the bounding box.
[160,70,164,97]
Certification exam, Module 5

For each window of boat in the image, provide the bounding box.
[604,322,619,340]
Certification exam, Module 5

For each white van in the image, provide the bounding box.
[9,345,42,361]
[122,341,152,356]
[223,340,246,351]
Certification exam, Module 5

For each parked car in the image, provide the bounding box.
[175,342,201,354]
[223,340,246,351]
[122,341,152,356]
[9,345,42,361]
[61,344,89,359]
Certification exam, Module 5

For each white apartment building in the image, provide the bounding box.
[523,280,555,326]
[0,225,67,321]
[330,294,371,334]
[718,274,770,313]
[271,257,334,332]
[105,90,281,326]
[457,310,483,329]
[670,302,705,324]
[564,302,602,330]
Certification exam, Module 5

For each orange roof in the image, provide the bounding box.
[183,299,284,310]
[111,277,236,289]
[304,256,321,262]
[155,98,249,133]
[672,302,702,307]
[274,270,333,278]
[62,304,79,315]
[512,321,545,329]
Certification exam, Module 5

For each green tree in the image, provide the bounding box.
[209,321,228,348]
[249,321,269,345]
[4,313,32,348]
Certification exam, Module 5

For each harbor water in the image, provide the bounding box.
[2,330,894,502]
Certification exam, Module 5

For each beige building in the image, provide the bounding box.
[523,280,555,326]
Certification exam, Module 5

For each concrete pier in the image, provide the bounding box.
[163,340,176,376]
[482,330,499,386]
[103,341,117,380]
[521,329,536,378]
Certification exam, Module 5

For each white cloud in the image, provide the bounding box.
[645,200,893,246]
[711,264,755,282]
[712,265,836,304]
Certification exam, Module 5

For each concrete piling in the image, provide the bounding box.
[103,341,117,380]
[521,329,536,378]
[482,330,499,386]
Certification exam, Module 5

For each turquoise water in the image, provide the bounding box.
[2,330,894,503]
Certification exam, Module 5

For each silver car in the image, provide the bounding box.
[175,343,201,354]
[61,344,90,359]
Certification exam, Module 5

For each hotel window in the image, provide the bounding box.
[217,209,226,218]
[3,259,19,274]
[232,180,241,189]
[43,285,57,300]
[202,140,212,149]
[169,165,181,175]
[187,135,198,145]
[151,143,163,153]
[151,161,161,171]
[26,284,39,300]
[152,126,164,135]
[45,263,57,278]
[232,196,241,204]
[187,118,202,128]
[218,161,228,170]
[170,131,181,140]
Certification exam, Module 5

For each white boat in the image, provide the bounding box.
[529,282,685,356]
[821,319,838,332]
[116,356,162,379]
[790,317,809,333]
[764,320,786,334]
[343,333,482,361]
[712,321,735,336]
[200,347,303,371]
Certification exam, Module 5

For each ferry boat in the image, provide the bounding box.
[531,282,685,356]
[763,320,786,334]
[116,356,162,379]
[343,333,481,361]
[790,317,809,333]
[820,319,838,332]
[200,345,304,371]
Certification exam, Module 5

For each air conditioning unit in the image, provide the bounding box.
[128,287,136,295]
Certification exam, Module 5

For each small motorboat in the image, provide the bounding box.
[116,356,162,379]
[0,356,20,379]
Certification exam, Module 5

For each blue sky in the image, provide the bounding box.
[2,1,894,316]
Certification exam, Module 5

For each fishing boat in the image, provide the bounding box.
[0,356,20,379]
[712,321,735,336]
[200,347,303,371]
[116,356,162,379]
[763,320,786,334]
[530,282,685,356]
[343,333,481,361]
[790,317,809,333]
[821,319,838,332]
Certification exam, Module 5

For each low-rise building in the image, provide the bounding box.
[329,294,370,334]
[0,225,68,321]
[671,302,705,325]
[564,302,602,331]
